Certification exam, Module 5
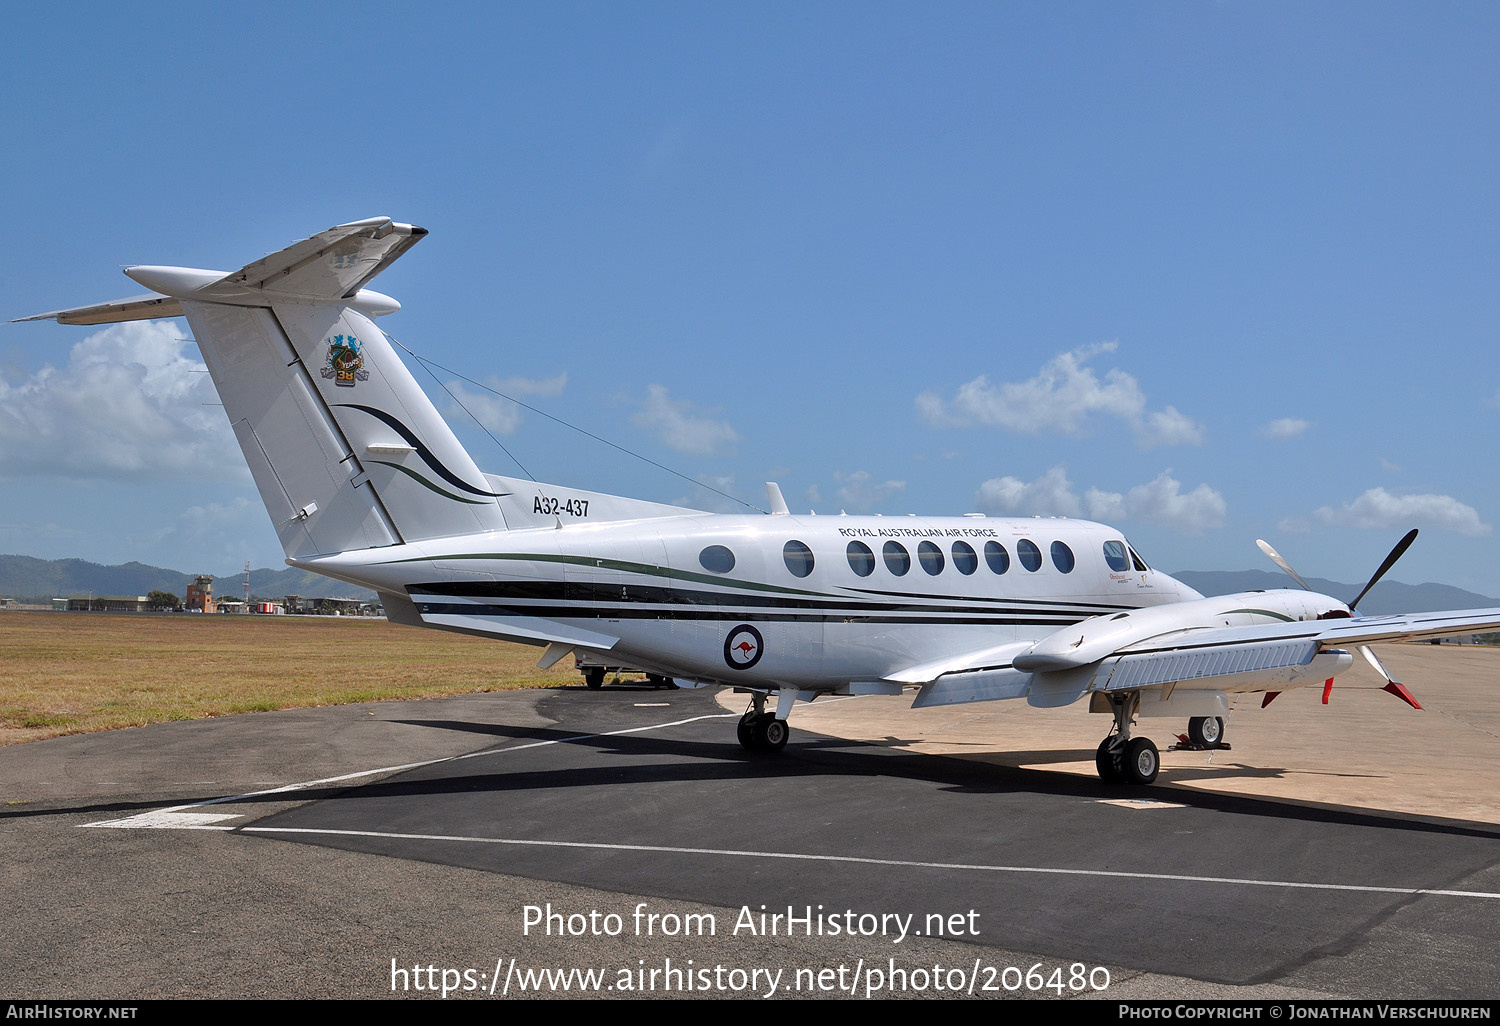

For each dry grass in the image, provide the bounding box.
[0,610,574,745]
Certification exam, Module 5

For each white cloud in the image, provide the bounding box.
[833,470,906,511]
[0,320,238,479]
[1262,417,1310,440]
[974,465,1225,532]
[1313,488,1490,536]
[1140,406,1206,447]
[916,342,1205,448]
[632,384,740,455]
[1084,471,1227,534]
[446,373,567,435]
[974,466,1082,517]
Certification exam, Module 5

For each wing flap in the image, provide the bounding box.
[1101,639,1321,691]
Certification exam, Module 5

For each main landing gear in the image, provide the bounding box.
[1095,692,1159,785]
[737,693,789,752]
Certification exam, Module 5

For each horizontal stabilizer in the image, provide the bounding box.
[11,293,185,325]
[211,217,426,301]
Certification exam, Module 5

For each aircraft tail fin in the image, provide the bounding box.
[23,218,511,559]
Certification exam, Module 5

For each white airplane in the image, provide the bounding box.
[20,218,1500,784]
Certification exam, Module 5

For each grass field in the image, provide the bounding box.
[0,611,572,745]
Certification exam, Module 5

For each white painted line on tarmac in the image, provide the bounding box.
[80,709,740,828]
[87,810,243,830]
[240,824,1500,902]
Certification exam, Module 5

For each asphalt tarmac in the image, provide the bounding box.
[3,643,1498,1000]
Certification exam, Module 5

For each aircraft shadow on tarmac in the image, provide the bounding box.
[8,691,1499,844]
[349,711,1500,842]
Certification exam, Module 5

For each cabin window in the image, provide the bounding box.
[918,540,945,575]
[1103,540,1130,572]
[846,541,875,577]
[699,545,735,574]
[782,539,815,578]
[984,541,1010,574]
[883,540,911,576]
[951,540,978,575]
[1017,539,1042,572]
[1050,540,1075,573]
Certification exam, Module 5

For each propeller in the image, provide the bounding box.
[1254,530,1423,709]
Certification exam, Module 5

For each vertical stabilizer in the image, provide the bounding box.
[22,219,511,559]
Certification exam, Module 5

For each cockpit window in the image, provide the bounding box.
[984,541,1010,574]
[951,541,978,575]
[918,540,944,575]
[782,540,815,578]
[846,540,875,577]
[883,540,911,576]
[1017,539,1042,572]
[1050,540,1075,573]
[699,545,735,574]
[1102,540,1130,573]
[1128,544,1149,572]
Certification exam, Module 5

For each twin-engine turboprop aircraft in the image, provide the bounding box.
[20,218,1500,784]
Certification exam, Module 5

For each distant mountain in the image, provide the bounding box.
[5,553,1493,615]
[1169,569,1499,616]
[0,554,375,603]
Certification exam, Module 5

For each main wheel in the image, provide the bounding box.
[737,711,760,750]
[646,673,669,690]
[1187,716,1224,747]
[584,667,605,690]
[1123,737,1160,785]
[1095,737,1124,782]
[757,716,790,752]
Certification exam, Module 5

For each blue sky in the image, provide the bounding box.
[3,3,1498,593]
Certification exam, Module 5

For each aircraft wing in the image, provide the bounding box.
[910,606,1500,710]
[1116,606,1500,658]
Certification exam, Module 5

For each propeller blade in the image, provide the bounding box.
[1358,645,1424,710]
[1359,644,1393,681]
[1348,528,1418,612]
[1256,539,1310,591]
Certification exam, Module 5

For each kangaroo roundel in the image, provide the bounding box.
[724,624,764,670]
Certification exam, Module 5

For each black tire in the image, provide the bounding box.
[1095,737,1124,782]
[646,673,669,689]
[737,712,760,750]
[1123,737,1160,785]
[1187,716,1224,747]
[584,667,605,690]
[758,716,790,752]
